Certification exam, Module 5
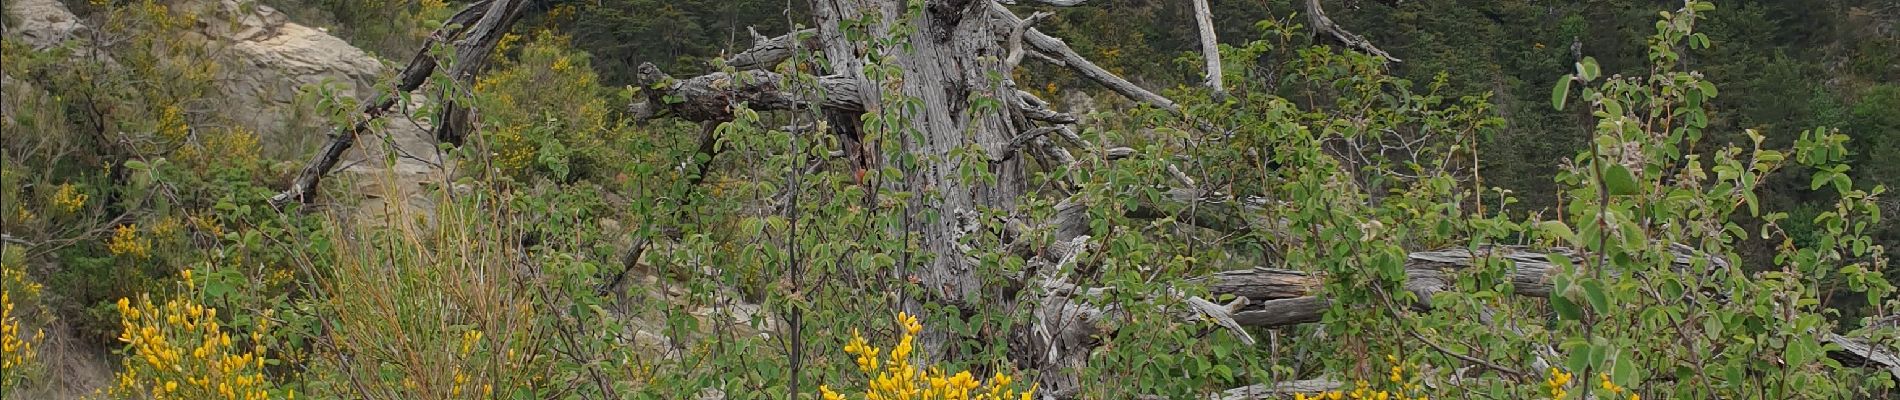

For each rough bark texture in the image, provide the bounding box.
[429,0,533,144]
[725,28,819,71]
[632,63,863,121]
[810,2,1030,353]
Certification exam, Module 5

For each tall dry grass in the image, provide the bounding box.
[309,176,556,399]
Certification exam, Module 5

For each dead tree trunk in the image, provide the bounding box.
[808,0,1032,358]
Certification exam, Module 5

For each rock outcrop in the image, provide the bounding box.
[4,0,88,50]
[178,0,384,139]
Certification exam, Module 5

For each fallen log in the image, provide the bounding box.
[1187,245,1896,376]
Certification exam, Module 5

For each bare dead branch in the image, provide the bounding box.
[993,127,1062,163]
[1005,11,1053,68]
[1190,0,1225,95]
[724,28,819,71]
[1013,89,1076,124]
[1183,293,1256,345]
[430,0,535,144]
[988,2,1180,113]
[1304,0,1401,63]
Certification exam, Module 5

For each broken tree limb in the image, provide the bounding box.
[1005,11,1053,68]
[992,127,1062,163]
[631,63,861,122]
[1013,89,1076,124]
[269,0,494,207]
[724,28,819,71]
[1124,188,1261,236]
[430,0,535,144]
[1190,0,1225,95]
[1303,0,1401,63]
[1829,333,1900,378]
[988,2,1180,113]
[1199,245,1692,326]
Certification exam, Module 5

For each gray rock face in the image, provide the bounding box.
[4,0,87,50]
[180,0,384,138]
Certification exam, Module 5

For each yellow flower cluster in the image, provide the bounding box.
[180,127,261,168]
[2,290,43,387]
[480,124,537,173]
[111,285,286,400]
[1597,373,1638,400]
[1293,380,1428,400]
[13,206,36,225]
[1294,355,1428,400]
[189,213,225,238]
[445,329,494,398]
[1,258,43,301]
[108,224,152,259]
[1387,355,1405,383]
[1,257,45,389]
[53,183,88,213]
[157,105,189,142]
[820,313,1033,400]
[1545,368,1573,399]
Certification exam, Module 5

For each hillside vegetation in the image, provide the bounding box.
[2,0,1899,399]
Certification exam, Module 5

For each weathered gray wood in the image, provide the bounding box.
[1828,333,1900,379]
[724,28,818,71]
[801,1,1036,372]
[1190,0,1224,95]
[430,0,533,144]
[631,63,862,122]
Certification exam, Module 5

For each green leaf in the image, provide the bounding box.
[1565,342,1593,374]
[1551,295,1585,321]
[1604,164,1641,195]
[1580,279,1610,312]
[1578,57,1601,81]
[1552,76,1573,110]
[1611,352,1639,384]
[1539,220,1580,247]
[124,160,150,171]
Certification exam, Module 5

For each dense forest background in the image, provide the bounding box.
[280,0,1900,255]
[3,0,1900,398]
